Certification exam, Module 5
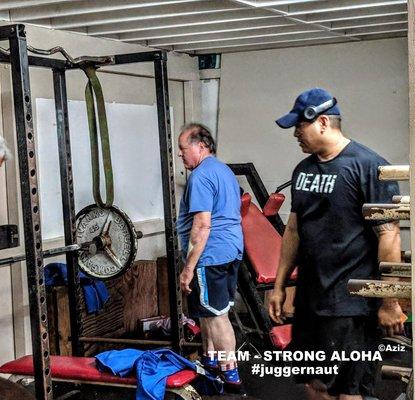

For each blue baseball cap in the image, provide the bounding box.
[276,88,341,129]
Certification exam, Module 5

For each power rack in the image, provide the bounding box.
[0,24,184,400]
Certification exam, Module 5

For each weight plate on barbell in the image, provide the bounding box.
[75,204,138,279]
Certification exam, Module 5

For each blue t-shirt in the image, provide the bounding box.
[177,156,243,267]
[291,140,399,317]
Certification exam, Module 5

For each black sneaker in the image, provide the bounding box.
[222,379,247,397]
[203,363,220,377]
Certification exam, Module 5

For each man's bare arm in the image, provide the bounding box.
[180,212,211,294]
[269,212,299,323]
[373,221,405,336]
[275,212,300,289]
[374,222,401,261]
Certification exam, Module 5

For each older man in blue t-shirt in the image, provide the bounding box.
[176,123,244,393]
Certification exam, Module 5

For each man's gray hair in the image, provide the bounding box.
[0,136,12,161]
[181,123,216,154]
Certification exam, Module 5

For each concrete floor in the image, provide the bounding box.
[12,331,412,400]
[236,358,408,400]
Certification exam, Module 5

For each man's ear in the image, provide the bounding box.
[318,115,330,132]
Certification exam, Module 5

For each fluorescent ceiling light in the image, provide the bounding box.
[234,0,324,6]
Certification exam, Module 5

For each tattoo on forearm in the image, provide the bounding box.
[373,222,398,234]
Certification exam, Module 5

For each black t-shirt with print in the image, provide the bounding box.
[291,140,399,316]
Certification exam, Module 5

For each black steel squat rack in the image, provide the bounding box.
[0,24,184,400]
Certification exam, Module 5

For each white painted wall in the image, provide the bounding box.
[201,78,220,139]
[217,38,409,223]
[0,23,199,364]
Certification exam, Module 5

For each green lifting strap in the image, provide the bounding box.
[83,66,114,208]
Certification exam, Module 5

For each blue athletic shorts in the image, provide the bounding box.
[187,259,241,318]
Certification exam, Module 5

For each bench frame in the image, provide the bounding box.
[228,163,294,348]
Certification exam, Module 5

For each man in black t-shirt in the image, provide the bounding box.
[268,88,404,400]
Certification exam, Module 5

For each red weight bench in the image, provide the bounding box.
[238,192,297,350]
[262,192,286,218]
[0,355,200,399]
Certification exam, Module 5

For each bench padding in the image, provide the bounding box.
[270,325,292,350]
[0,355,197,388]
[262,193,285,217]
[241,193,297,283]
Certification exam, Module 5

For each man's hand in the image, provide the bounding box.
[268,287,287,324]
[373,221,404,336]
[180,267,194,295]
[180,211,211,296]
[268,213,299,325]
[378,301,406,337]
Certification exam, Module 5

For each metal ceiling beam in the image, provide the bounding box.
[344,25,407,36]
[190,31,406,54]
[231,0,322,5]
[28,0,246,29]
[191,38,345,54]
[231,0,407,46]
[0,0,406,55]
[232,0,407,15]
[327,14,407,30]
[117,14,406,42]
[230,0,363,44]
[174,30,406,52]
[9,0,205,21]
[351,29,407,38]
[109,6,408,38]
[80,3,407,38]
[147,20,407,47]
[150,26,325,46]
[172,32,346,51]
[280,0,407,16]
[117,17,290,41]
[86,9,277,35]
[0,0,74,11]
[264,0,406,44]
[307,6,407,23]
[160,24,407,51]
